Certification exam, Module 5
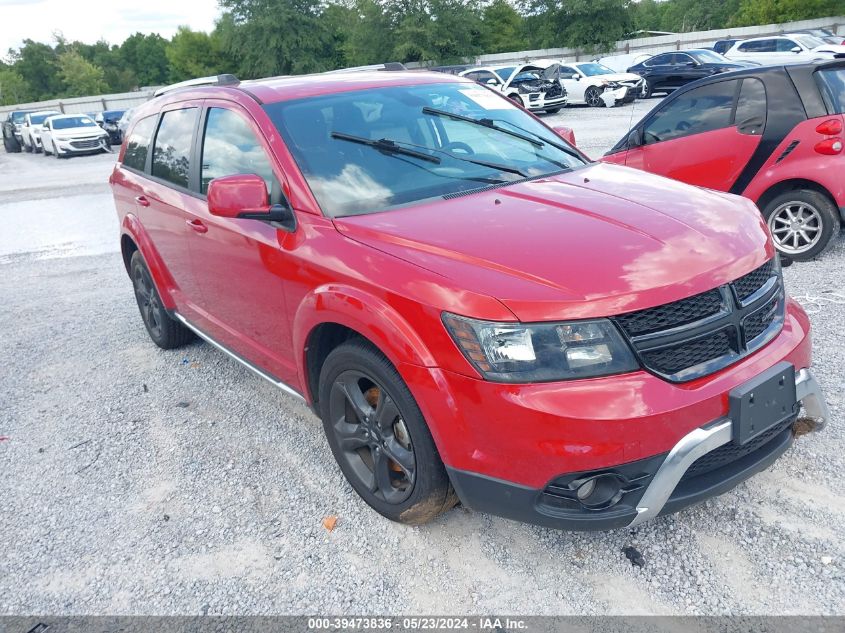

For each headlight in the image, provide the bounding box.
[442,313,638,383]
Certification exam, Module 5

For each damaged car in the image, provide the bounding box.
[536,60,641,107]
[459,64,568,113]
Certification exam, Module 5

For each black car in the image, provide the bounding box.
[2,110,32,153]
[96,110,126,145]
[628,49,750,98]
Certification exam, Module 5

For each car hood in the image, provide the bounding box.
[813,44,845,53]
[591,72,642,82]
[53,126,107,137]
[334,162,773,322]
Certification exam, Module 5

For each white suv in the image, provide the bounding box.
[724,34,845,65]
[20,110,61,153]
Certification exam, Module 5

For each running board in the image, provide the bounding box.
[174,312,305,402]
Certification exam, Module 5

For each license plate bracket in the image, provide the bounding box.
[730,361,797,446]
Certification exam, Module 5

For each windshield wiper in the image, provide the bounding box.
[423,107,544,148]
[333,130,527,178]
[331,131,441,164]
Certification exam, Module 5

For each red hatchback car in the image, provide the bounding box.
[605,60,845,261]
[110,71,830,530]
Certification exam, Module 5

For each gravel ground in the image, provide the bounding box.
[1,104,844,616]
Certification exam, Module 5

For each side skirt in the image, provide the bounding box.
[173,312,306,403]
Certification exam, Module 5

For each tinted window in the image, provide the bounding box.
[151,108,198,188]
[558,66,578,76]
[734,78,767,133]
[200,108,277,196]
[11,112,29,123]
[52,116,97,130]
[123,115,157,171]
[30,112,58,125]
[264,83,586,217]
[644,80,738,144]
[816,68,845,114]
[494,67,515,80]
[645,54,672,67]
[776,39,800,52]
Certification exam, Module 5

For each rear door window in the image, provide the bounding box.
[816,68,845,114]
[734,77,767,134]
[151,108,198,189]
[643,80,739,144]
[123,115,157,172]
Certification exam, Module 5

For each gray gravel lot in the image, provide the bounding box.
[1,102,844,615]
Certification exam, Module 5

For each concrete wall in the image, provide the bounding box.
[476,15,845,65]
[0,88,160,117]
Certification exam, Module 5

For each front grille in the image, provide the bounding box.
[732,259,774,301]
[641,330,733,376]
[614,260,783,382]
[615,288,723,336]
[70,138,102,149]
[681,416,794,481]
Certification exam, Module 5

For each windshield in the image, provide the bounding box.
[690,50,728,63]
[577,63,614,76]
[264,82,587,217]
[52,116,97,130]
[31,112,58,125]
[494,66,515,81]
[795,35,825,49]
[11,112,30,123]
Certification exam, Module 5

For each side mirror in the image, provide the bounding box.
[485,78,498,86]
[207,173,295,230]
[791,46,802,53]
[571,73,580,80]
[552,125,576,147]
[626,128,643,148]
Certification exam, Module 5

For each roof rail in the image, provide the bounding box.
[153,74,240,97]
[326,62,408,74]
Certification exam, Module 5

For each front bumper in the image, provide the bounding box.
[54,136,109,154]
[446,367,828,531]
[523,93,568,111]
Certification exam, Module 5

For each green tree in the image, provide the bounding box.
[731,0,843,26]
[57,50,108,96]
[0,68,34,105]
[119,32,169,86]
[14,40,61,99]
[218,0,335,77]
[481,0,526,54]
[166,26,230,80]
[521,0,633,52]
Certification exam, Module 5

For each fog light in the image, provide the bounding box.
[574,474,624,510]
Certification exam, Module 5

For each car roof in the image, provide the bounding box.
[48,113,92,119]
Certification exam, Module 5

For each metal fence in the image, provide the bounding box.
[0,88,160,117]
[476,15,845,65]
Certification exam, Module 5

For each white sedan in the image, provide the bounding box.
[41,114,111,159]
[724,34,845,65]
[555,61,643,107]
[20,110,60,153]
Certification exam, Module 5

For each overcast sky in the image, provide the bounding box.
[0,0,222,55]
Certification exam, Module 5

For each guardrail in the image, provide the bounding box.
[0,88,161,117]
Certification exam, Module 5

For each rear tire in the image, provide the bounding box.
[762,189,840,261]
[642,80,653,99]
[130,251,194,349]
[3,133,21,153]
[318,340,457,525]
[509,94,524,107]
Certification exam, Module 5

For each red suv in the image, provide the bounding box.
[605,60,845,261]
[110,71,829,530]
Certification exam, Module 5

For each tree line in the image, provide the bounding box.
[1,0,841,105]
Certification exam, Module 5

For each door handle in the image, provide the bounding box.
[186,218,208,234]
[135,195,150,207]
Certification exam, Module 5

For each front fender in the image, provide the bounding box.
[121,213,178,310]
[292,284,439,401]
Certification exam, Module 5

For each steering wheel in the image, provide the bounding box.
[442,141,475,156]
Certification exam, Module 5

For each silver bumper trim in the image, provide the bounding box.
[628,367,828,527]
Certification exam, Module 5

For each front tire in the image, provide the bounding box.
[509,94,524,107]
[763,190,840,261]
[130,251,194,349]
[585,86,604,107]
[3,133,21,153]
[641,80,653,99]
[318,340,456,525]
